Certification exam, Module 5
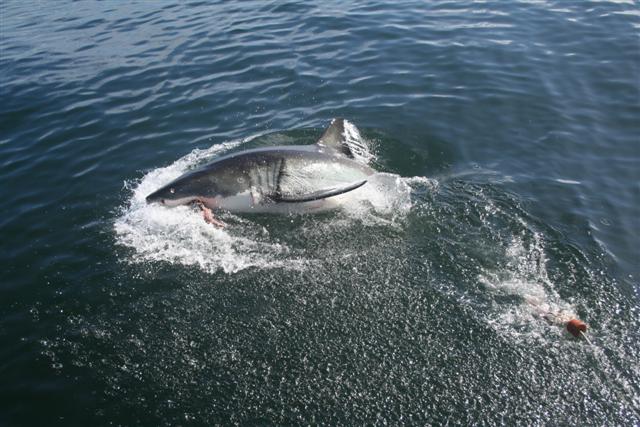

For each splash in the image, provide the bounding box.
[343,119,375,165]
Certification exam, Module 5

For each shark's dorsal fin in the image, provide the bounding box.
[317,118,352,157]
[316,118,373,164]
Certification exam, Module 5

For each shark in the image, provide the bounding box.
[145,119,374,225]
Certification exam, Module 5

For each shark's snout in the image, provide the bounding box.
[145,183,197,207]
[145,189,166,205]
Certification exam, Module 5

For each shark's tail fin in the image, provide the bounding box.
[316,118,373,165]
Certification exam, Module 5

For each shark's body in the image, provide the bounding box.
[146,119,374,214]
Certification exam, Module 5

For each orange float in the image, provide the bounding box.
[566,318,587,338]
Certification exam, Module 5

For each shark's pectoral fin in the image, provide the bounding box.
[273,180,367,203]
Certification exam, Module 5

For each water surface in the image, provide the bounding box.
[1,1,639,425]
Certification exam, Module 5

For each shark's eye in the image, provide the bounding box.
[170,188,175,194]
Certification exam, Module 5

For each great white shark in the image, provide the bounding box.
[146,119,374,224]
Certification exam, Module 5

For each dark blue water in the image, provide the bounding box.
[1,1,639,425]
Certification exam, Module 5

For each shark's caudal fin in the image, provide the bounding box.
[316,118,373,164]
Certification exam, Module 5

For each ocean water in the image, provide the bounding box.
[1,1,639,425]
